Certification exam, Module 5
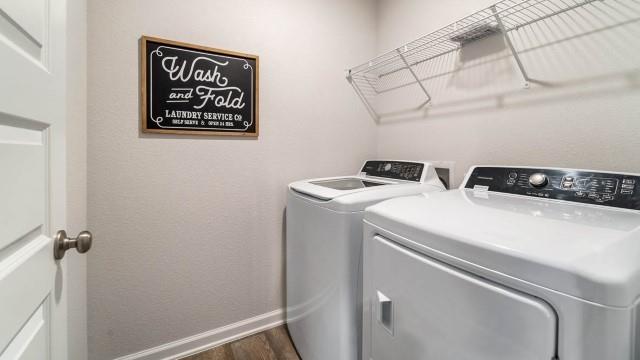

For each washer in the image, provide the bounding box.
[363,166,640,360]
[286,160,447,360]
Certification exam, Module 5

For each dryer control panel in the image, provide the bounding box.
[361,161,425,182]
[464,166,640,210]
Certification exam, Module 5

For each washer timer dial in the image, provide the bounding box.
[529,173,548,188]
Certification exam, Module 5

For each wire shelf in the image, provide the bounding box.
[346,0,601,121]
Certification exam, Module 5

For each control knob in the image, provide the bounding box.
[529,173,548,188]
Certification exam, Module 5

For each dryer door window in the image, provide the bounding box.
[365,235,558,360]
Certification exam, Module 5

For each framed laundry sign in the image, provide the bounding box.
[140,36,259,136]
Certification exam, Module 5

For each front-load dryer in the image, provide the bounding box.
[286,160,446,360]
[363,166,640,360]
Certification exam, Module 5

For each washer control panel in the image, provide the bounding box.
[361,161,425,182]
[464,166,640,210]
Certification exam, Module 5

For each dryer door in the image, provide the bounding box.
[366,235,557,360]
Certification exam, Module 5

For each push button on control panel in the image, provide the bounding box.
[561,176,574,189]
[621,180,635,195]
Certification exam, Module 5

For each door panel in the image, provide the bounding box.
[0,236,54,355]
[0,0,57,121]
[0,133,46,249]
[0,0,48,62]
[367,235,557,360]
[0,296,49,360]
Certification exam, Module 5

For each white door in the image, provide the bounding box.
[365,235,557,360]
[0,1,84,359]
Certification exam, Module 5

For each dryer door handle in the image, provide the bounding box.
[377,290,394,335]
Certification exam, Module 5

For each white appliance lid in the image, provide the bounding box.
[289,176,395,201]
[288,160,443,202]
[365,189,640,307]
[309,178,387,191]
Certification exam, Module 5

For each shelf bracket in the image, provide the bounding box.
[397,49,432,107]
[491,5,530,88]
[347,71,381,123]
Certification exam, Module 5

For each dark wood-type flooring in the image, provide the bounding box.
[181,325,300,360]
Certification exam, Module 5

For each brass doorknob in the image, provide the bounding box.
[54,230,93,260]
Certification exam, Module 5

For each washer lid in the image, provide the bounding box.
[365,189,640,307]
[290,176,395,201]
[309,178,387,191]
[289,160,446,201]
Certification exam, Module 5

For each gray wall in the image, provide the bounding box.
[87,0,377,358]
[375,0,640,186]
[66,0,88,359]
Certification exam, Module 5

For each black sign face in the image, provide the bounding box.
[141,36,259,136]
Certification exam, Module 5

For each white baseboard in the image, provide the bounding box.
[113,308,285,360]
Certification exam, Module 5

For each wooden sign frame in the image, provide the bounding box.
[140,36,259,136]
